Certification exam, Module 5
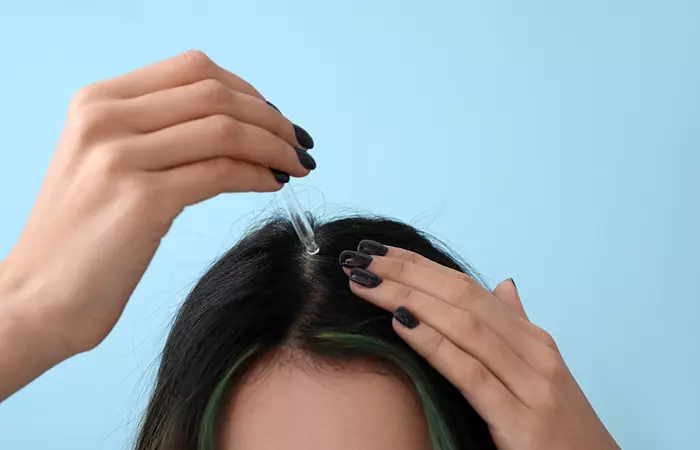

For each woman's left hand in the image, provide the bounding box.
[340,241,620,450]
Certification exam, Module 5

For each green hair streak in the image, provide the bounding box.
[197,333,456,450]
[198,345,260,450]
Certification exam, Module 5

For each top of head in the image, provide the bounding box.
[180,216,469,351]
[136,216,496,450]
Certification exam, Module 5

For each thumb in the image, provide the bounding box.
[492,278,529,320]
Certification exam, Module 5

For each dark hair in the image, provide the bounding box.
[135,216,496,450]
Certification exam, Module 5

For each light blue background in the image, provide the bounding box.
[0,1,698,449]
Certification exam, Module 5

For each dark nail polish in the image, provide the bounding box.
[349,268,383,288]
[394,306,420,329]
[270,168,290,184]
[296,148,317,171]
[339,250,372,269]
[357,240,388,256]
[266,100,281,113]
[294,124,315,149]
[509,278,517,290]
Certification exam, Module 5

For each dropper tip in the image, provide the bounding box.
[303,239,320,255]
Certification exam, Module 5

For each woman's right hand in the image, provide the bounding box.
[0,50,315,371]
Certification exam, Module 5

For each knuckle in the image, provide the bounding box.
[395,284,416,304]
[426,332,447,355]
[456,309,482,338]
[535,382,561,412]
[197,79,231,105]
[70,103,112,138]
[116,174,157,211]
[180,50,213,75]
[455,271,472,282]
[70,84,103,109]
[458,359,490,387]
[407,251,421,264]
[539,349,567,381]
[394,259,408,279]
[449,278,474,303]
[532,325,558,349]
[400,250,422,266]
[211,115,242,149]
[90,141,129,172]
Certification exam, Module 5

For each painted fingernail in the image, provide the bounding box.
[357,240,388,256]
[294,124,315,149]
[349,268,383,288]
[266,100,281,113]
[296,148,317,171]
[339,250,372,269]
[509,278,518,291]
[394,306,420,329]
[270,168,290,184]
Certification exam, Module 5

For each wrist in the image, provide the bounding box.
[0,280,48,398]
[0,262,75,370]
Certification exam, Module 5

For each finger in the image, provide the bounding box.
[370,245,532,320]
[157,157,283,207]
[348,272,544,406]
[493,278,529,320]
[385,245,473,280]
[120,80,302,148]
[391,307,526,425]
[124,115,315,177]
[99,50,263,100]
[491,280,555,350]
[358,253,543,358]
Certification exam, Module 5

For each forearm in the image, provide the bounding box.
[0,267,68,402]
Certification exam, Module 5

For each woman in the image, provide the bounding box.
[0,51,619,449]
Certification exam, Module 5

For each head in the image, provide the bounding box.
[135,216,496,450]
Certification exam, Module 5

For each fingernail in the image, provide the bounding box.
[294,124,315,149]
[266,100,281,113]
[295,148,317,171]
[270,168,290,184]
[339,250,372,269]
[357,240,388,256]
[509,278,518,291]
[349,267,383,288]
[394,306,420,329]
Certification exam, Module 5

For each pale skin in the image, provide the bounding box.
[220,353,434,450]
[0,51,619,449]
